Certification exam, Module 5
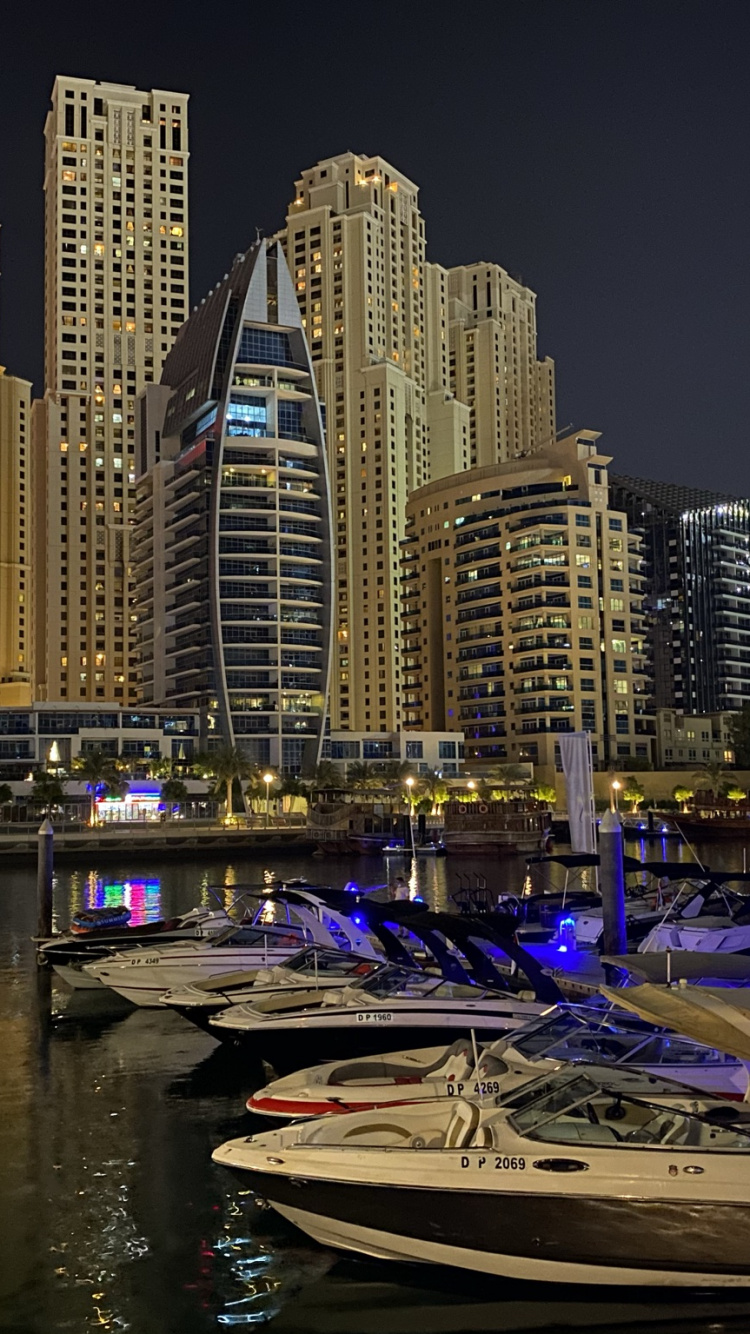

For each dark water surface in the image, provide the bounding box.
[3,843,750,1332]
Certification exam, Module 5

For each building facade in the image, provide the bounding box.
[0,702,198,778]
[654,708,735,770]
[277,154,556,734]
[278,152,438,735]
[610,476,750,713]
[134,240,333,775]
[402,432,652,780]
[323,729,465,777]
[0,368,33,703]
[33,76,189,705]
[446,262,556,467]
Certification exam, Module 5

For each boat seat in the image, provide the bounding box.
[473,1124,494,1149]
[477,1053,508,1078]
[330,1039,473,1087]
[341,1121,412,1146]
[445,1100,481,1150]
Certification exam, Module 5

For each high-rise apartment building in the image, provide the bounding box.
[277,154,556,734]
[33,76,189,704]
[278,153,441,735]
[134,241,333,773]
[610,475,750,713]
[0,367,33,703]
[402,433,652,782]
[447,263,556,466]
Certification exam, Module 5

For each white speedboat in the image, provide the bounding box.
[83,893,373,1007]
[208,963,547,1069]
[38,903,234,990]
[214,1065,750,1286]
[248,1004,749,1118]
[161,945,384,1032]
[639,918,750,955]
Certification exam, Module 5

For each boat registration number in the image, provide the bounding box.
[446,1081,502,1097]
[356,1012,393,1023]
[461,1155,526,1171]
[129,956,161,966]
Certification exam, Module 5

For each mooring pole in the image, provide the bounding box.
[36,817,54,944]
[599,808,627,966]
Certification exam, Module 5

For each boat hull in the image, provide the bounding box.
[229,1170,750,1286]
[211,1015,536,1072]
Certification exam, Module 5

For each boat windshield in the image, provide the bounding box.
[505,1072,750,1150]
[510,1011,736,1067]
[208,923,305,949]
[283,948,377,978]
[356,967,444,999]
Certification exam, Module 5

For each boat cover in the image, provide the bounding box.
[599,981,750,1062]
[602,952,750,983]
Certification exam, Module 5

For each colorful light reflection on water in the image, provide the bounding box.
[82,872,163,925]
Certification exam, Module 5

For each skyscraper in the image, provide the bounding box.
[0,367,33,703]
[610,475,750,713]
[32,76,189,704]
[134,241,333,773]
[402,433,652,780]
[278,153,557,735]
[279,153,436,735]
[446,262,556,467]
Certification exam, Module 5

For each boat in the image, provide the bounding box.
[247,1003,749,1118]
[71,905,131,932]
[207,962,550,1070]
[38,901,236,989]
[82,890,377,1007]
[442,799,551,857]
[160,944,385,1033]
[214,1065,750,1286]
[308,797,407,855]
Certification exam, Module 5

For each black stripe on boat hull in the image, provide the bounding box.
[224,1171,750,1276]
[214,1022,521,1071]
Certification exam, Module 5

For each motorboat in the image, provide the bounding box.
[38,902,235,990]
[214,1064,750,1286]
[160,945,385,1033]
[83,891,378,1007]
[207,962,550,1069]
[248,1003,749,1118]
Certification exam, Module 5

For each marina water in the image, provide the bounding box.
[3,843,750,1332]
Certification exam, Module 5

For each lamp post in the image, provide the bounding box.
[404,776,416,856]
[610,779,621,814]
[263,771,274,828]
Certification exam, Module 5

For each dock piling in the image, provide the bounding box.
[36,817,54,943]
[599,808,627,961]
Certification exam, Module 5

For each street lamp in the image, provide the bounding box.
[405,775,415,808]
[263,771,274,827]
[610,779,622,814]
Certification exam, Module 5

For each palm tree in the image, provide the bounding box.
[374,760,416,797]
[73,749,123,825]
[31,771,67,817]
[160,777,189,816]
[418,768,450,814]
[346,761,376,792]
[693,760,727,800]
[306,761,344,799]
[0,782,13,811]
[672,785,694,813]
[210,745,257,820]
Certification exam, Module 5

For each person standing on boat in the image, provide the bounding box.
[391,874,409,901]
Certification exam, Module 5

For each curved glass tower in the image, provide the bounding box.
[134,241,333,773]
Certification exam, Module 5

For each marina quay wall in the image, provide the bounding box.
[554,769,750,807]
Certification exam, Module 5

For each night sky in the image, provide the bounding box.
[1,0,748,493]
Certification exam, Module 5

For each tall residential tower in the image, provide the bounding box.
[0,368,33,703]
[279,153,436,734]
[33,76,189,704]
